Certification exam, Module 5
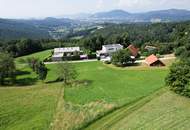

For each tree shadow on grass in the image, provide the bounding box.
[15,70,31,76]
[14,70,38,86]
[15,78,38,86]
[46,79,93,87]
[125,63,141,67]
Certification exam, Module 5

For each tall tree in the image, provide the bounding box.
[57,62,78,85]
[0,52,16,85]
[36,62,48,82]
[111,49,132,67]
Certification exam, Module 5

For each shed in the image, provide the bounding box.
[145,54,165,67]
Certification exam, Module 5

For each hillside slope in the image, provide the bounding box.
[0,19,50,40]
[85,90,190,130]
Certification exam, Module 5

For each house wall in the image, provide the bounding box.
[52,57,63,62]
[150,60,165,67]
[102,45,123,54]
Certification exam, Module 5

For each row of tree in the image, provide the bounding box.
[166,23,190,97]
[1,21,190,58]
[0,51,78,86]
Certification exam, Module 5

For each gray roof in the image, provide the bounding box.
[54,47,80,53]
[103,44,123,48]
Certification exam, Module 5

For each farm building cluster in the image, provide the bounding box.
[51,44,165,67]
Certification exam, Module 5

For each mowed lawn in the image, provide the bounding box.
[47,61,168,105]
[16,49,52,64]
[0,84,61,130]
[110,91,190,130]
[0,51,169,130]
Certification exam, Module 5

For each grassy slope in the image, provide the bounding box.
[16,49,52,63]
[9,50,171,129]
[84,88,166,130]
[46,62,168,129]
[110,91,190,130]
[63,62,168,105]
[0,84,61,130]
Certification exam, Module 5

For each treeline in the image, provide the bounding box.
[166,21,190,97]
[76,21,190,54]
[0,38,79,57]
[0,19,50,41]
[1,21,190,58]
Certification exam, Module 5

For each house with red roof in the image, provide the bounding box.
[127,45,139,58]
[145,54,165,67]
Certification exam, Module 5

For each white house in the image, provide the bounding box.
[52,47,80,61]
[96,44,123,58]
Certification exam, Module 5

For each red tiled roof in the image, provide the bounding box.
[127,45,139,57]
[145,54,159,65]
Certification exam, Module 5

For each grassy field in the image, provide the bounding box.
[63,62,168,105]
[0,51,180,130]
[108,91,190,130]
[16,49,52,64]
[0,83,61,130]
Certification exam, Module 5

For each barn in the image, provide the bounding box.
[145,54,165,67]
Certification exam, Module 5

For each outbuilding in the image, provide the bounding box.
[52,47,81,61]
[145,54,165,67]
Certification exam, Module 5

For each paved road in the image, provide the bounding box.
[44,59,98,64]
[44,57,176,65]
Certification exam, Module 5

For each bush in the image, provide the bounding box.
[166,61,190,96]
[97,57,100,61]
[87,54,96,59]
[111,49,133,67]
[104,61,111,64]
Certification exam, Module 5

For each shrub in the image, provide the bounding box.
[111,49,133,67]
[87,54,96,59]
[166,61,190,96]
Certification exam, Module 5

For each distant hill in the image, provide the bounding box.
[1,9,190,40]
[90,10,131,19]
[0,18,50,41]
[75,9,190,23]
[0,18,81,40]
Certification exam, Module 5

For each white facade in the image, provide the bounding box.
[96,44,123,57]
[52,47,80,61]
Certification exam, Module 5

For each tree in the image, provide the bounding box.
[36,62,48,81]
[26,57,40,71]
[0,52,16,85]
[57,62,78,85]
[166,61,190,96]
[111,49,133,67]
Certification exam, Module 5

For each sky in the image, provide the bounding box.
[0,0,190,19]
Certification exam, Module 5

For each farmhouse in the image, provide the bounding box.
[145,54,165,67]
[52,47,80,61]
[127,45,139,58]
[96,44,123,58]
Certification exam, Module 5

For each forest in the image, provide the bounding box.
[1,21,190,57]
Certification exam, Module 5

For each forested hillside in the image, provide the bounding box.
[0,19,50,40]
[1,21,190,58]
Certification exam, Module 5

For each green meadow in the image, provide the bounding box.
[16,49,52,64]
[1,50,190,130]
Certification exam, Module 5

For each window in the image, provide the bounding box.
[108,48,114,51]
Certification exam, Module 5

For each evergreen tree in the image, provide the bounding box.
[0,52,16,85]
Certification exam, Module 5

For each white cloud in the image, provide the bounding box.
[96,0,104,9]
[117,0,190,12]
